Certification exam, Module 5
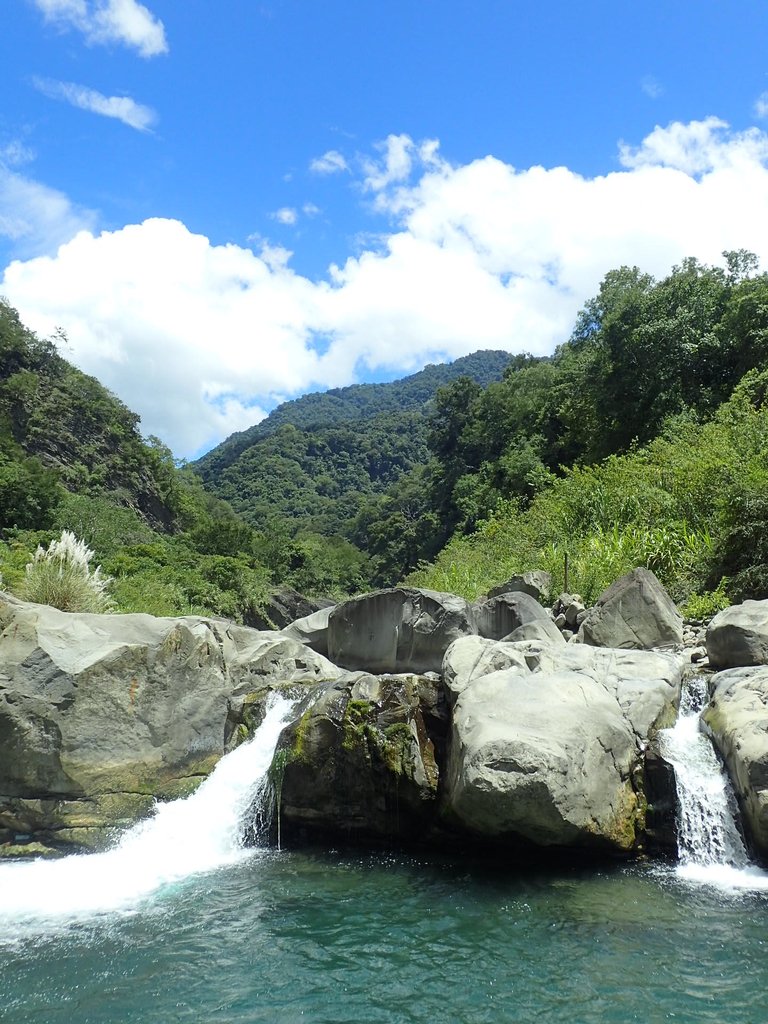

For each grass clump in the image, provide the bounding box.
[18,529,113,612]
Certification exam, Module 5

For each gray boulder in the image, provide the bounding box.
[488,571,551,603]
[444,667,642,851]
[441,636,684,851]
[515,641,683,739]
[472,591,553,642]
[502,618,565,646]
[245,588,333,630]
[327,588,475,673]
[443,635,530,705]
[280,606,335,658]
[578,568,683,649]
[444,636,682,738]
[276,673,442,843]
[0,594,339,851]
[703,666,768,861]
[706,600,768,669]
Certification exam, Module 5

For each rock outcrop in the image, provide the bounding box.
[0,593,339,850]
[327,588,475,674]
[706,600,768,669]
[441,636,683,853]
[245,588,334,630]
[0,575,698,864]
[578,568,683,649]
[703,666,768,860]
[472,591,563,644]
[279,606,334,658]
[488,571,551,603]
[276,672,445,844]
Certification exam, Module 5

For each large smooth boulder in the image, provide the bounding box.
[703,666,768,861]
[706,601,768,669]
[327,588,475,673]
[472,591,557,642]
[280,606,334,657]
[444,668,642,851]
[276,673,442,843]
[0,594,339,850]
[578,568,683,649]
[442,636,684,851]
[515,641,683,739]
[443,635,531,704]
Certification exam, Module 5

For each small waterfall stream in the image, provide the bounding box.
[658,674,768,889]
[0,692,293,931]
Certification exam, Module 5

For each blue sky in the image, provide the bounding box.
[3,1,768,458]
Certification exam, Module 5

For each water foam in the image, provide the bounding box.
[659,675,768,892]
[0,693,292,928]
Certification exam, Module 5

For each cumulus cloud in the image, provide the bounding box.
[309,150,349,174]
[32,0,167,57]
[33,78,157,131]
[618,117,768,175]
[362,134,442,195]
[4,118,768,458]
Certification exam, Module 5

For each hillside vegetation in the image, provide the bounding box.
[405,251,768,611]
[4,248,768,620]
[0,302,506,614]
[193,351,512,541]
[0,298,367,618]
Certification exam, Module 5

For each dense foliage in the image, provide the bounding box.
[192,352,513,555]
[405,253,768,545]
[407,253,768,609]
[0,299,368,617]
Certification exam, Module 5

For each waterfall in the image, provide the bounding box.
[0,692,293,929]
[658,675,768,890]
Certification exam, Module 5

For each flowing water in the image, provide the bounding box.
[658,674,768,891]
[2,686,768,1024]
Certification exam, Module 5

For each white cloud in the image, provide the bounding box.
[755,92,768,119]
[362,135,446,212]
[309,150,348,174]
[4,119,768,459]
[0,162,97,256]
[618,117,768,175]
[32,0,167,57]
[271,207,298,226]
[302,202,320,217]
[33,78,157,131]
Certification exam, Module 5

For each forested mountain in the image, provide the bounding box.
[0,301,184,533]
[190,250,768,592]
[5,248,768,622]
[192,350,513,538]
[403,251,768,609]
[0,299,363,619]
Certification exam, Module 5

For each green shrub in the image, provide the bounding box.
[680,583,730,621]
[18,530,113,612]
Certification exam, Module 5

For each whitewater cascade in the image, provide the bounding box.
[658,675,768,889]
[0,692,293,928]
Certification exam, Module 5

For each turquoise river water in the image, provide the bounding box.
[1,696,767,1024]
